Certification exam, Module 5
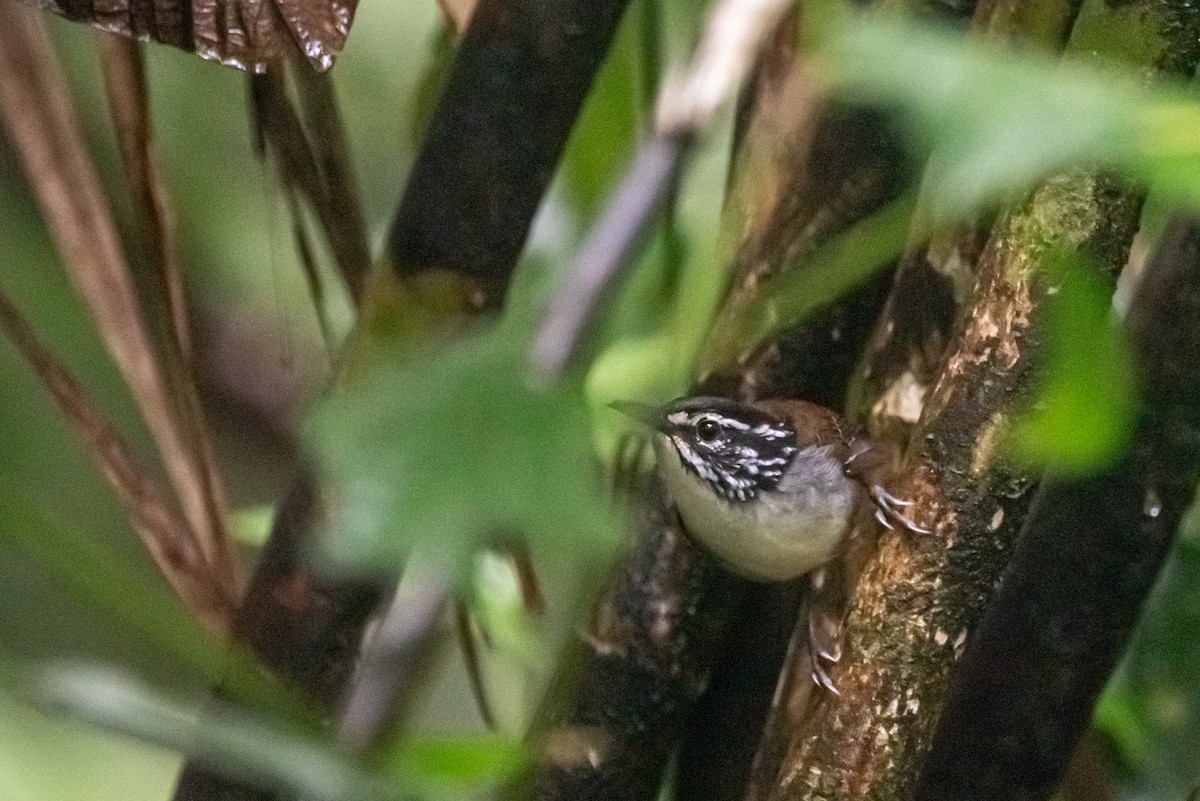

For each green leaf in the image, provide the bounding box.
[388,732,523,797]
[559,9,641,216]
[1008,251,1136,475]
[728,194,917,361]
[29,665,395,801]
[469,551,544,668]
[0,690,177,801]
[308,326,617,582]
[819,16,1141,220]
[1094,683,1151,770]
[231,504,274,547]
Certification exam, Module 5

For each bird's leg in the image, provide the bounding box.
[843,439,929,535]
[806,565,844,694]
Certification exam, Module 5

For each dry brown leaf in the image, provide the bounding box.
[23,0,357,72]
[96,35,191,357]
[0,3,239,602]
[0,288,234,637]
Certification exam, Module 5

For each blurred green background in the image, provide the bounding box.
[0,2,725,797]
[2,1,1200,799]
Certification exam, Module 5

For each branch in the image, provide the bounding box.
[530,133,689,379]
[769,181,1141,801]
[913,215,1200,801]
[0,3,240,603]
[512,488,752,801]
[761,0,1200,791]
[386,0,632,310]
[519,1,973,799]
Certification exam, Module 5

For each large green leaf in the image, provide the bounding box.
[818,14,1200,220]
[820,16,1141,218]
[0,488,309,724]
[308,324,617,582]
[1008,252,1136,475]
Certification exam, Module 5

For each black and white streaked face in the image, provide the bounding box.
[657,397,798,503]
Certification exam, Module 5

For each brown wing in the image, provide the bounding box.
[756,398,850,451]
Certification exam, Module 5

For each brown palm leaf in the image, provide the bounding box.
[23,0,358,72]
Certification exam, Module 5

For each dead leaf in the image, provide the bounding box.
[249,66,370,307]
[97,33,241,594]
[22,0,358,72]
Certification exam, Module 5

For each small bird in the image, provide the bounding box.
[612,395,927,583]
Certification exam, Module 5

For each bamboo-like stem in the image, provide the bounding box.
[911,217,1200,801]
[521,1,976,800]
[762,0,1200,794]
[386,0,631,310]
[172,1,633,799]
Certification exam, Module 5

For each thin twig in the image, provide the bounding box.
[656,0,795,135]
[335,579,450,752]
[96,32,242,598]
[0,4,237,602]
[532,0,797,380]
[530,133,688,379]
[0,288,234,636]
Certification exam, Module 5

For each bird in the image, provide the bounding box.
[613,395,928,690]
[612,395,927,582]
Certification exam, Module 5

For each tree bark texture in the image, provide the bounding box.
[759,0,1200,795]
[914,216,1200,801]
[768,175,1141,801]
[520,2,977,801]
[512,484,750,801]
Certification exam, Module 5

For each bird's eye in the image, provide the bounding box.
[696,418,721,442]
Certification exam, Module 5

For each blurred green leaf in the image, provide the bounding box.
[1008,252,1136,474]
[818,13,1200,224]
[1104,517,1200,796]
[31,664,396,801]
[0,690,177,801]
[559,9,641,215]
[469,551,545,669]
[389,732,523,797]
[230,504,275,548]
[309,325,617,582]
[1094,683,1151,771]
[819,16,1142,219]
[0,487,309,724]
[729,194,917,361]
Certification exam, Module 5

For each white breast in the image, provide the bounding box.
[654,438,857,582]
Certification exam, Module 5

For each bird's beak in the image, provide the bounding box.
[610,400,666,432]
